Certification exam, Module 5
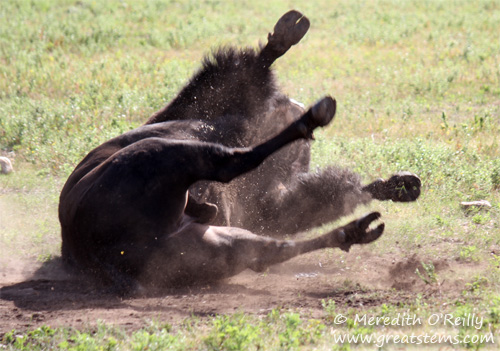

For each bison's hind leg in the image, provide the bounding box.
[260,10,310,67]
[141,212,384,289]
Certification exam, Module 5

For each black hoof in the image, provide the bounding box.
[298,97,336,139]
[261,10,310,64]
[338,212,385,252]
[311,96,336,127]
[363,172,421,202]
[270,10,310,50]
[386,172,421,202]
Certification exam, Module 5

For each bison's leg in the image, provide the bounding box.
[257,167,372,234]
[197,96,336,184]
[250,169,421,236]
[259,10,310,68]
[142,213,384,288]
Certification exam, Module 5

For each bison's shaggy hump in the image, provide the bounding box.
[146,46,276,126]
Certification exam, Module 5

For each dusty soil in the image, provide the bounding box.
[0,246,468,334]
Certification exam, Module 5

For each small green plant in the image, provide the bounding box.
[435,214,449,226]
[278,313,302,349]
[486,295,500,333]
[3,326,57,350]
[415,261,438,285]
[321,299,337,320]
[414,293,428,309]
[464,275,490,295]
[492,164,500,190]
[440,111,449,130]
[472,213,490,225]
[460,245,480,262]
[490,253,500,269]
[204,314,261,351]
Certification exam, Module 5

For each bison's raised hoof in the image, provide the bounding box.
[311,96,336,127]
[385,172,421,202]
[268,10,310,56]
[298,96,336,139]
[338,212,385,252]
[363,172,421,202]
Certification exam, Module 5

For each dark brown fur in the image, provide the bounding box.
[59,11,420,294]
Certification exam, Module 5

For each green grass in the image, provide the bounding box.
[3,298,500,350]
[1,0,500,349]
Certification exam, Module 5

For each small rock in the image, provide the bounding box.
[0,157,13,174]
[460,200,492,212]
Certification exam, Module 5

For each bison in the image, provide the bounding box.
[59,10,421,294]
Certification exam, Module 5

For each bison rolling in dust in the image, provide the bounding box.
[59,11,421,294]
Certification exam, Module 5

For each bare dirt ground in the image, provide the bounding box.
[0,246,467,334]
